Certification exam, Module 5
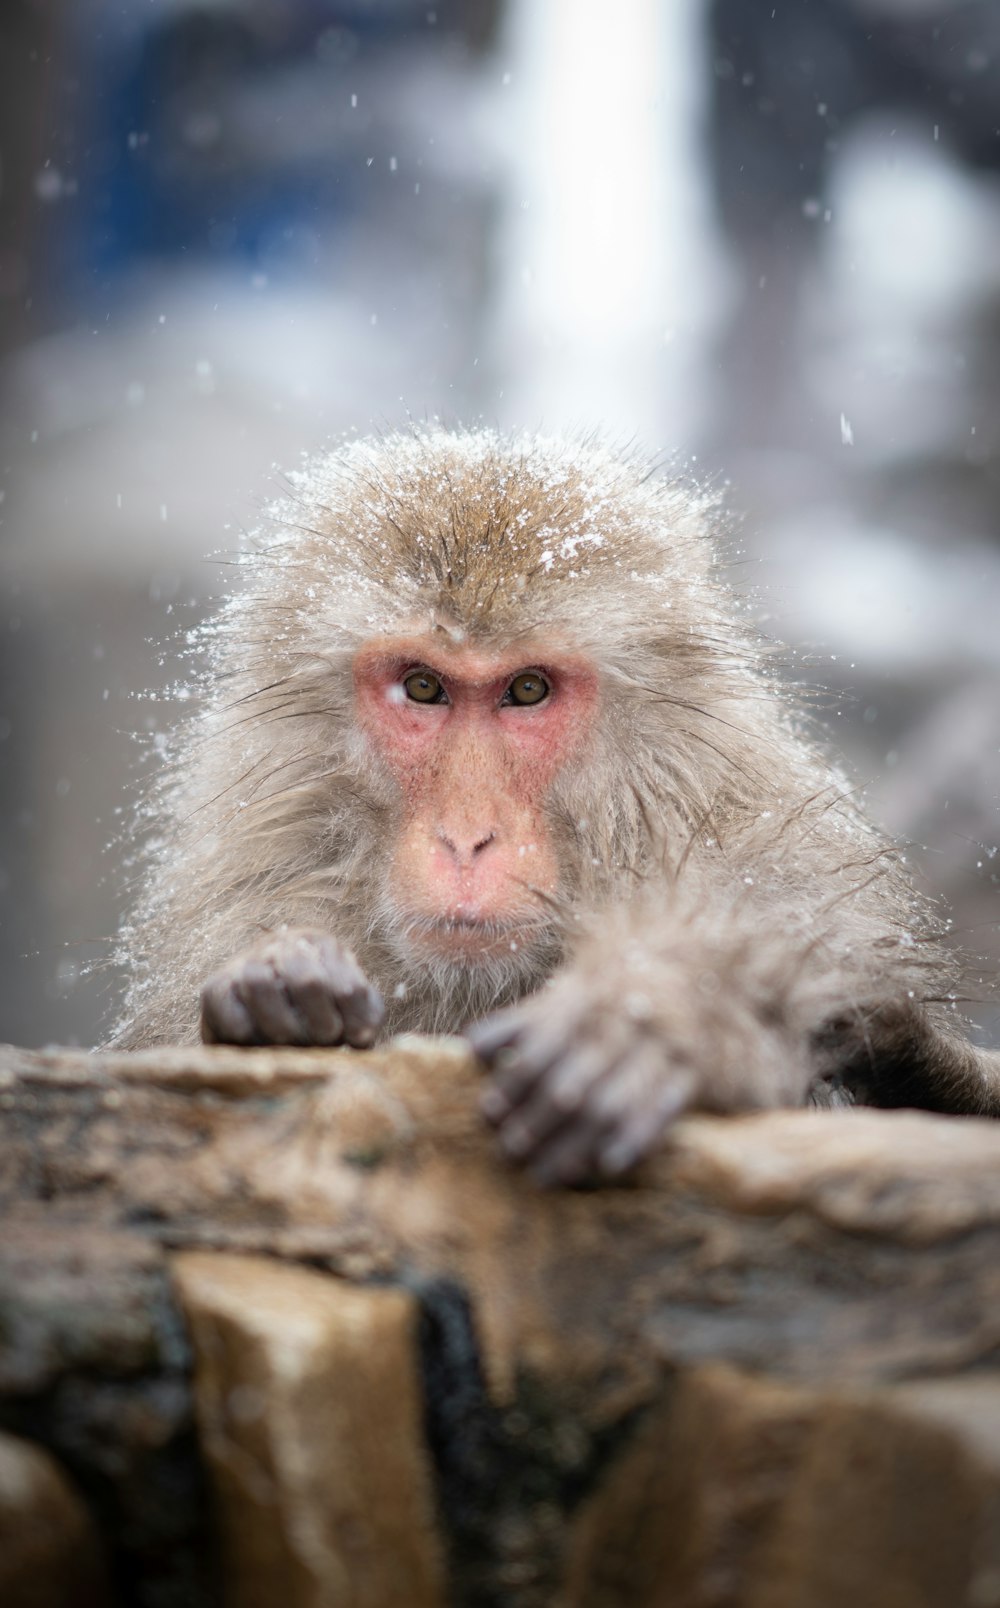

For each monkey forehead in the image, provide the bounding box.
[266,429,722,639]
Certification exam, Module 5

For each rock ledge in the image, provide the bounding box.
[2,1038,1000,1608]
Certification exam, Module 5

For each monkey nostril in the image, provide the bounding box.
[439,830,496,865]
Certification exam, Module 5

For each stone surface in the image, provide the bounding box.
[0,1430,108,1608]
[3,1036,1000,1605]
[564,1368,1000,1608]
[173,1253,445,1608]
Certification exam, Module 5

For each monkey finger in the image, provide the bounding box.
[290,982,346,1046]
[495,1042,621,1158]
[275,946,346,1044]
[526,1112,607,1188]
[235,962,310,1046]
[527,1052,667,1186]
[332,976,385,1048]
[476,1009,588,1121]
[479,1038,561,1124]
[543,1039,626,1115]
[577,1053,671,1145]
[314,940,385,1046]
[520,1049,649,1183]
[466,1007,528,1063]
[597,1065,696,1178]
[468,999,581,1066]
[200,976,257,1045]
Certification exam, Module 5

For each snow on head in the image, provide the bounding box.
[221,429,724,662]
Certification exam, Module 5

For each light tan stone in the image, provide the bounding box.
[172,1251,446,1608]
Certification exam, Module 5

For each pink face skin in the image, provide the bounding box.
[353,634,599,957]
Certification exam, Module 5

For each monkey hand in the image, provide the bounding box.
[468,954,808,1187]
[468,978,701,1187]
[200,927,384,1048]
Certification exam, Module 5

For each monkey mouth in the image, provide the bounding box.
[403,910,547,959]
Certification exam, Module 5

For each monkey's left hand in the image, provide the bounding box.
[468,984,697,1187]
[468,932,812,1185]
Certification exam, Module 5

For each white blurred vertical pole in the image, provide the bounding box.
[492,0,718,447]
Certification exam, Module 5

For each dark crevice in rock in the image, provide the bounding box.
[0,1261,212,1608]
[416,1275,648,1608]
[0,1373,217,1608]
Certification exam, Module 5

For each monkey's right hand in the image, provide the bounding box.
[200,927,385,1048]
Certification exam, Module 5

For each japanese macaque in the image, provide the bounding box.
[112,430,1000,1184]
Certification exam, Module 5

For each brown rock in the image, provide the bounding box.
[566,1368,1000,1608]
[0,1431,108,1608]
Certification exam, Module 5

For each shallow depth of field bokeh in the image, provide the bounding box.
[2,0,1000,1047]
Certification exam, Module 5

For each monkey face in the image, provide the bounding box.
[353,633,599,961]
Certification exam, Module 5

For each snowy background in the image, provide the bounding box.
[2,0,1000,1046]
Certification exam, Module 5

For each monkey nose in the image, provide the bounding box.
[437,829,496,869]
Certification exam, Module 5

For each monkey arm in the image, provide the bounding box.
[469,878,1000,1186]
[813,1000,1000,1118]
[470,886,816,1186]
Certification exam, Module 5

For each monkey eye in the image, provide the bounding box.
[403,669,447,704]
[504,671,550,707]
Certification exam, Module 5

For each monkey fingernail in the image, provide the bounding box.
[480,1088,509,1123]
[467,1017,520,1060]
[499,1120,534,1158]
[599,1140,641,1177]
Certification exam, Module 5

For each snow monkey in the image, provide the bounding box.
[113,430,1000,1184]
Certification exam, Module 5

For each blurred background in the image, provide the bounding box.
[2,0,1000,1047]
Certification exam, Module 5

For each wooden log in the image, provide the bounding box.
[3,1037,1000,1606]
